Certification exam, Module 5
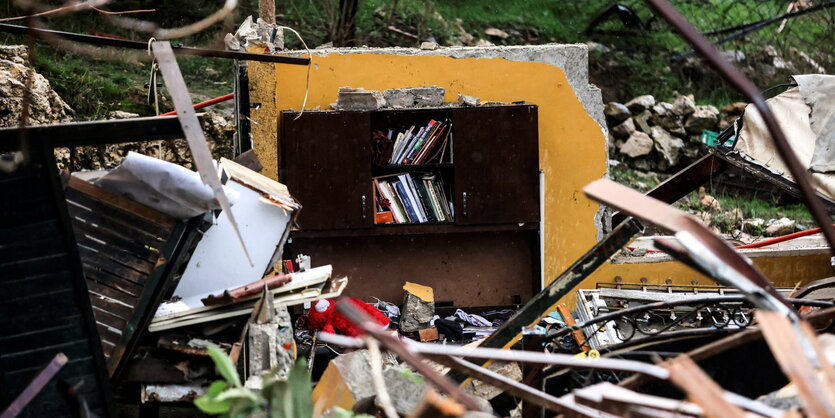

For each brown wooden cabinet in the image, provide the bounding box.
[281,104,539,232]
[280,104,541,306]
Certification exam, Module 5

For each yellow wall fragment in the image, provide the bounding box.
[403,282,435,302]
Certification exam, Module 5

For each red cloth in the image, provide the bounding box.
[306,298,390,337]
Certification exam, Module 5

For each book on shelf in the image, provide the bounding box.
[372,172,453,225]
[382,119,453,165]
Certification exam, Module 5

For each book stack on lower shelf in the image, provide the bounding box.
[373,172,453,225]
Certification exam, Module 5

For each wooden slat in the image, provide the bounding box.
[78,249,148,286]
[67,189,170,240]
[85,280,140,310]
[90,295,134,321]
[0,253,66,279]
[69,206,166,247]
[67,195,169,245]
[90,305,129,332]
[0,219,59,245]
[0,322,84,351]
[77,235,156,273]
[96,324,122,356]
[0,236,65,265]
[0,299,82,336]
[0,340,90,372]
[67,176,176,229]
[0,272,73,302]
[72,218,159,262]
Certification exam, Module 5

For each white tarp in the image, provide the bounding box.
[95,151,239,220]
[734,76,835,202]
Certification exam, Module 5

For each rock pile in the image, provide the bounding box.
[606,94,744,172]
[54,110,235,172]
[0,45,73,127]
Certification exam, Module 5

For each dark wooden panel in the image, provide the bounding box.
[0,151,111,417]
[287,231,538,306]
[0,219,59,245]
[282,111,373,230]
[0,272,73,302]
[452,106,540,225]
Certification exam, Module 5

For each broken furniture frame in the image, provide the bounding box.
[1,117,209,401]
[65,175,210,381]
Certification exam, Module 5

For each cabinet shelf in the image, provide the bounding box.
[372,163,453,175]
[290,222,538,239]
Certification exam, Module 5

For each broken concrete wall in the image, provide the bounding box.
[249,44,607,294]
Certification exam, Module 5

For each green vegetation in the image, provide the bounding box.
[1,0,829,118]
[613,166,815,234]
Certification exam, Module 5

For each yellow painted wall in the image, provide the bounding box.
[256,52,607,289]
[567,253,834,308]
[250,51,833,317]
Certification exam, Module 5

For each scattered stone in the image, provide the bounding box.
[335,87,386,111]
[651,126,684,169]
[721,102,747,115]
[698,186,722,212]
[463,361,522,400]
[457,94,480,107]
[454,19,475,46]
[632,110,653,133]
[107,110,139,119]
[420,41,440,50]
[604,102,631,124]
[611,117,635,139]
[383,86,445,109]
[484,27,509,39]
[400,292,434,332]
[585,41,611,54]
[671,94,696,116]
[619,131,654,158]
[630,247,648,257]
[765,218,795,237]
[0,45,73,127]
[474,39,495,47]
[684,105,720,134]
[719,50,746,64]
[376,367,428,415]
[651,102,686,136]
[742,218,765,234]
[682,142,702,159]
[625,95,656,113]
[631,157,655,172]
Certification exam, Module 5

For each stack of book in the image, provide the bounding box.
[374,173,453,224]
[386,119,452,165]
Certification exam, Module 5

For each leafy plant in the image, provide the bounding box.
[195,344,314,418]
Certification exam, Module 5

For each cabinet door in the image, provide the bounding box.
[282,112,373,230]
[452,106,540,225]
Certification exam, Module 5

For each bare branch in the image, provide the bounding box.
[0,1,153,23]
[103,0,237,40]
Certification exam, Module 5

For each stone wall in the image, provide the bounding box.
[605,94,745,172]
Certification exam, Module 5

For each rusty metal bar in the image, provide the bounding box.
[0,353,68,418]
[644,0,835,256]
